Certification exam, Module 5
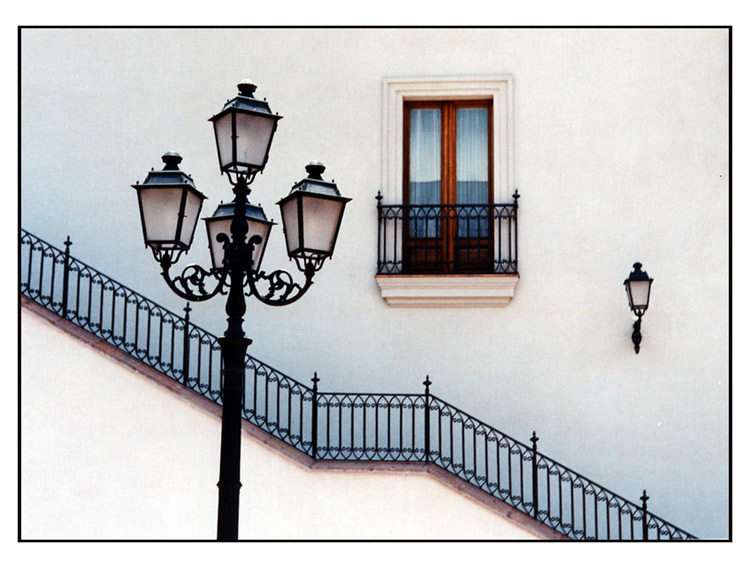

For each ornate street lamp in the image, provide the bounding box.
[133,80,350,541]
[209,79,282,183]
[278,161,351,272]
[132,152,207,264]
[624,262,654,354]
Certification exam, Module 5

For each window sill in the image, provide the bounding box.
[374,274,519,308]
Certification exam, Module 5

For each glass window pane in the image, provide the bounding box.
[456,107,489,237]
[409,108,441,238]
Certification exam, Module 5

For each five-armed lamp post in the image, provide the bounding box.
[132,80,350,541]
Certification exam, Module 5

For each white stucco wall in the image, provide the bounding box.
[20,28,729,538]
[21,308,541,540]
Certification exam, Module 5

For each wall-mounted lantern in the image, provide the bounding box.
[624,262,653,354]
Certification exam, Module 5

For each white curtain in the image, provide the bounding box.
[409,108,441,237]
[456,108,489,237]
[409,108,441,204]
[408,107,489,238]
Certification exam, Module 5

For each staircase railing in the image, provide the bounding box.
[19,228,697,540]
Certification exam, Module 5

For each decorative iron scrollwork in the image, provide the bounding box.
[246,263,316,306]
[156,232,317,307]
[159,257,228,303]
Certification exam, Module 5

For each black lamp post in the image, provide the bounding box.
[624,262,654,354]
[133,80,350,541]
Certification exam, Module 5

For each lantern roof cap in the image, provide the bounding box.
[237,79,257,96]
[625,262,653,283]
[305,161,326,179]
[285,162,349,199]
[204,201,275,224]
[161,152,183,169]
[132,152,205,199]
[210,80,282,121]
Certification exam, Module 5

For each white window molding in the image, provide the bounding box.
[377,76,518,308]
[381,75,514,204]
[375,274,520,308]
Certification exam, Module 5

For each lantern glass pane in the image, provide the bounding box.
[178,189,204,247]
[300,194,345,255]
[248,221,273,270]
[235,112,276,171]
[628,279,651,309]
[205,218,229,269]
[138,186,186,248]
[213,112,235,170]
[205,217,273,271]
[280,197,300,255]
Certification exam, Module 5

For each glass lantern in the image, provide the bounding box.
[132,152,206,254]
[624,262,654,315]
[204,202,275,271]
[209,80,282,179]
[277,162,351,268]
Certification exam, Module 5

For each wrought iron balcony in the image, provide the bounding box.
[376,193,519,275]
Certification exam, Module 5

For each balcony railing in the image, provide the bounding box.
[20,228,696,540]
[376,193,519,275]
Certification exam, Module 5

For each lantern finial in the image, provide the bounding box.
[237,79,257,97]
[162,152,183,170]
[305,162,326,179]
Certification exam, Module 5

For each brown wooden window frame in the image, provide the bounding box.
[402,99,494,274]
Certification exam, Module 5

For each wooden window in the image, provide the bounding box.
[403,99,493,274]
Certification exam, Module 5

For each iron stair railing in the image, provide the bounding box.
[19,228,697,540]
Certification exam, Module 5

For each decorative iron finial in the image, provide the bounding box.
[237,79,257,97]
[161,152,183,170]
[305,161,326,179]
